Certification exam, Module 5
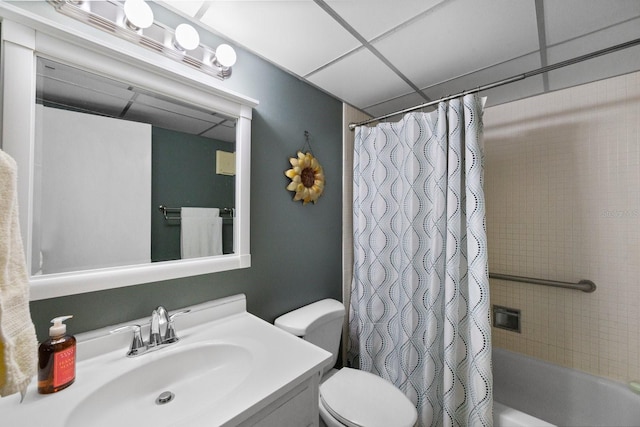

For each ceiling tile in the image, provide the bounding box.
[125,103,216,135]
[481,76,545,108]
[547,18,640,91]
[38,58,133,100]
[544,0,640,45]
[307,48,416,108]
[198,1,361,76]
[363,53,545,120]
[201,122,236,142]
[422,53,543,107]
[361,91,429,122]
[371,0,539,89]
[37,58,133,116]
[134,93,230,123]
[326,0,444,41]
[161,1,205,17]
[39,79,132,118]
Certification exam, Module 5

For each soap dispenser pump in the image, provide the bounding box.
[38,315,76,394]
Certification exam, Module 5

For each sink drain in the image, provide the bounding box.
[156,391,175,405]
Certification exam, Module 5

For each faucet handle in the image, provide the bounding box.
[110,324,146,357]
[149,306,169,347]
[169,309,191,321]
[164,309,191,343]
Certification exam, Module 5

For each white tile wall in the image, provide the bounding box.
[484,70,640,382]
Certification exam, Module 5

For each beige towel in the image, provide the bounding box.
[0,149,37,398]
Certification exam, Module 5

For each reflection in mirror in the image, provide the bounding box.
[34,57,237,276]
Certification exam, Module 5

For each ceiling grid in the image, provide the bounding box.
[534,0,550,91]
[160,0,640,118]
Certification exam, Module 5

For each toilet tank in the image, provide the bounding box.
[274,299,345,373]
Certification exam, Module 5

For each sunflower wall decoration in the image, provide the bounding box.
[284,131,325,204]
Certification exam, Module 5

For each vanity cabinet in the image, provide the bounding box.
[240,374,321,427]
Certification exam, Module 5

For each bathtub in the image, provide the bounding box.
[494,401,554,427]
[493,347,640,426]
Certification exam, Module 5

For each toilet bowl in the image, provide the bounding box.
[319,366,417,427]
[274,299,418,427]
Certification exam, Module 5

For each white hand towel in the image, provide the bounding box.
[180,208,223,259]
[0,149,37,399]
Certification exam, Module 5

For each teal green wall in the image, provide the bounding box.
[29,5,343,340]
[151,128,235,261]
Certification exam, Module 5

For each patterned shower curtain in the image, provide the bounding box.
[349,94,492,427]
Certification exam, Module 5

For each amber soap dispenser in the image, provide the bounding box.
[38,315,76,394]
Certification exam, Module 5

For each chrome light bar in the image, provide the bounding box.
[48,0,235,80]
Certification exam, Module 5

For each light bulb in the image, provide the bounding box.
[123,0,153,31]
[174,23,200,51]
[214,44,237,68]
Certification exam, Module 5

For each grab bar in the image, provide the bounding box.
[489,273,596,293]
[158,205,235,222]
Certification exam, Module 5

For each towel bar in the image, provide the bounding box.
[158,205,234,222]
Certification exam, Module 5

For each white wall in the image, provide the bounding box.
[34,106,151,274]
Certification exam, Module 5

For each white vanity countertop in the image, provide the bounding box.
[0,294,331,426]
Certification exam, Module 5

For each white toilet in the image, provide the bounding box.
[275,299,418,427]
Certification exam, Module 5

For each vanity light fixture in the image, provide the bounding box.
[48,0,237,80]
[123,0,153,31]
[214,44,238,68]
[173,23,200,51]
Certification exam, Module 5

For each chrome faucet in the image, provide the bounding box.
[149,306,169,347]
[111,306,191,357]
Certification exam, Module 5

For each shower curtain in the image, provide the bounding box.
[349,94,492,427]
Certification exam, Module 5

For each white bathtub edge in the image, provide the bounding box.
[494,401,556,427]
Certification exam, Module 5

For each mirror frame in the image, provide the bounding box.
[0,4,258,300]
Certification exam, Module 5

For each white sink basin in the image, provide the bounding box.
[66,342,252,427]
[0,294,332,427]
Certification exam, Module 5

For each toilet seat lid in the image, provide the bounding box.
[320,368,417,427]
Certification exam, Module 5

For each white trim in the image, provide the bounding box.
[0,4,258,301]
[1,21,37,270]
[30,255,252,301]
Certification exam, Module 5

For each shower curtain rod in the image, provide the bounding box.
[348,37,640,130]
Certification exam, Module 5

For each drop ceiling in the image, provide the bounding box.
[159,0,640,120]
[37,57,237,142]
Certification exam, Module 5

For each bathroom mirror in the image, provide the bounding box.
[34,57,237,275]
[1,10,257,300]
